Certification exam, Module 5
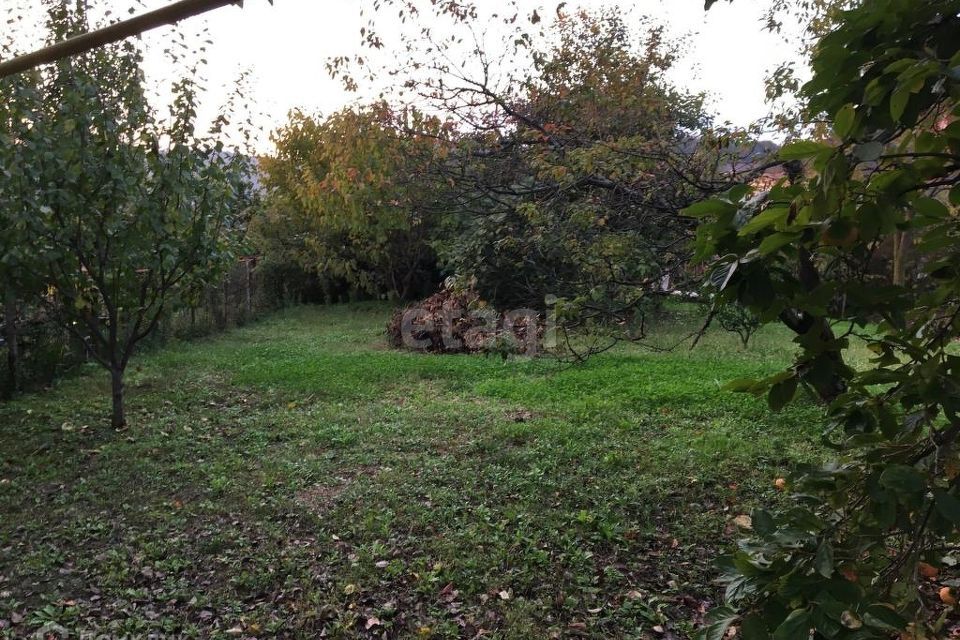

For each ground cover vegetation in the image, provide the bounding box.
[0,304,826,638]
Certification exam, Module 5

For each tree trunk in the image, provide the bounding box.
[208,285,224,330]
[892,230,908,286]
[3,289,18,398]
[110,366,126,428]
[245,259,253,319]
[222,280,229,328]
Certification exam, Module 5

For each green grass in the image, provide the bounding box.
[0,303,828,638]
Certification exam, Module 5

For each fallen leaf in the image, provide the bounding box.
[919,562,939,579]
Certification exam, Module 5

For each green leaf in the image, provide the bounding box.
[950,49,960,69]
[773,610,811,640]
[724,378,762,393]
[890,88,909,122]
[728,183,752,202]
[759,232,799,255]
[951,184,960,206]
[768,376,798,412]
[709,261,739,291]
[833,104,857,139]
[913,197,949,219]
[740,615,769,640]
[683,199,736,218]
[752,508,776,535]
[864,77,888,106]
[878,465,925,495]
[697,606,739,640]
[780,140,831,160]
[814,542,834,578]
[863,605,907,632]
[739,206,789,236]
[825,577,866,604]
[884,58,916,75]
[724,574,758,605]
[934,489,960,524]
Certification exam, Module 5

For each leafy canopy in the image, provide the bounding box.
[0,1,254,426]
[253,104,448,301]
[691,1,960,638]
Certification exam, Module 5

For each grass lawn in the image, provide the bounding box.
[0,303,829,639]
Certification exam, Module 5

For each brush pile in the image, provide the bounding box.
[386,286,544,355]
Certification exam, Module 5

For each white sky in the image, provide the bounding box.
[5,0,805,152]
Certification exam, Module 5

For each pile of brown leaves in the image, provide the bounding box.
[386,286,543,355]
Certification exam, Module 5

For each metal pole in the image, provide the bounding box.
[0,0,246,79]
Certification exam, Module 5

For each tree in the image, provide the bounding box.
[335,8,772,351]
[253,103,447,301]
[690,1,960,637]
[0,65,42,397]
[3,2,252,427]
[427,12,716,311]
[0,9,47,398]
[713,301,762,348]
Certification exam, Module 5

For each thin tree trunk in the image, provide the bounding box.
[221,280,229,329]
[110,365,125,428]
[3,289,18,398]
[208,285,224,329]
[245,259,252,318]
[892,232,900,285]
[892,230,908,286]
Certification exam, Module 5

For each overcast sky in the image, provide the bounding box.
[7,0,805,152]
